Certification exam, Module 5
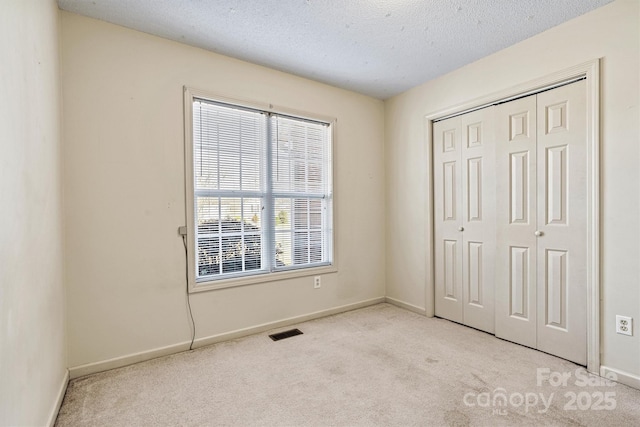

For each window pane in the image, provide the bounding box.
[275,230,291,268]
[309,231,323,263]
[293,231,309,265]
[242,198,262,271]
[193,100,264,192]
[198,236,220,276]
[309,199,323,229]
[197,196,221,234]
[271,116,328,194]
[274,198,291,231]
[293,198,308,229]
[196,196,263,278]
[274,197,327,268]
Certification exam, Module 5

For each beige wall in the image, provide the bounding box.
[385,0,640,378]
[60,12,386,369]
[37,0,639,403]
[0,0,66,425]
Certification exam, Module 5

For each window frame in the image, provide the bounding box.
[183,87,337,293]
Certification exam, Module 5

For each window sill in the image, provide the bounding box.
[189,264,338,293]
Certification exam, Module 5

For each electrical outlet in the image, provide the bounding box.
[616,315,633,336]
[313,276,321,289]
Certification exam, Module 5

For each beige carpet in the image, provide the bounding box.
[56,304,640,426]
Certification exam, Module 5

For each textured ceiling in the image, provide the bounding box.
[57,0,613,99]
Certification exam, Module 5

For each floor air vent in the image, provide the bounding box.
[269,329,303,341]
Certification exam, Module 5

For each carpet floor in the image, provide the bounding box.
[56,303,640,426]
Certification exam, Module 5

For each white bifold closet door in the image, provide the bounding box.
[434,108,496,334]
[494,80,587,365]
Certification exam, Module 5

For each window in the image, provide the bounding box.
[184,89,334,290]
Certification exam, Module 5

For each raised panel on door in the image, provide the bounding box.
[461,107,496,333]
[494,95,537,349]
[434,117,463,323]
[536,80,587,365]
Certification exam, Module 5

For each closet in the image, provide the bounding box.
[433,108,496,334]
[434,80,587,365]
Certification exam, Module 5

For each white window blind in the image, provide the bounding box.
[271,116,332,268]
[190,97,333,284]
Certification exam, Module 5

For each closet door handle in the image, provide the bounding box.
[534,230,544,237]
[458,226,464,232]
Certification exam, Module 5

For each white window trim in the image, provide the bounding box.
[183,86,338,293]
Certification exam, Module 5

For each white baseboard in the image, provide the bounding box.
[193,297,385,349]
[600,365,640,390]
[69,340,192,379]
[69,297,385,379]
[47,369,69,427]
[385,296,426,315]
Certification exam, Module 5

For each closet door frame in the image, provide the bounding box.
[424,59,600,374]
